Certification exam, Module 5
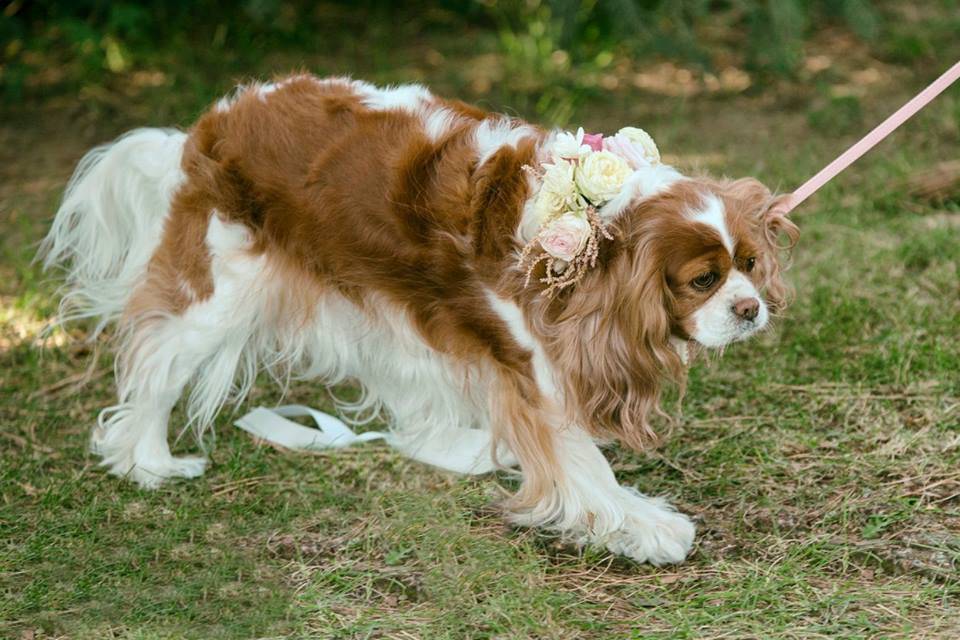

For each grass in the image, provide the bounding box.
[2,7,960,639]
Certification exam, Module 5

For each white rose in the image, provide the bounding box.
[553,127,591,160]
[532,160,582,223]
[575,150,631,204]
[617,126,660,164]
[539,212,591,262]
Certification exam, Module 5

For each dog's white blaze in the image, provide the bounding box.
[691,269,768,347]
[691,194,734,255]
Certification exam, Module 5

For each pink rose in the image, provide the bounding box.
[582,132,604,152]
[602,134,650,169]
[539,213,591,261]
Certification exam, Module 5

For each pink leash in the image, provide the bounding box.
[777,60,960,215]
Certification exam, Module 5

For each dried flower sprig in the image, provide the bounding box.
[518,205,614,297]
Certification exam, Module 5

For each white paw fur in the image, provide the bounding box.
[100,451,209,489]
[582,491,695,565]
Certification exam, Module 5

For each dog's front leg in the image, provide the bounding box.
[550,424,695,565]
[482,293,694,565]
[490,370,694,565]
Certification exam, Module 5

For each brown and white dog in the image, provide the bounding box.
[41,75,797,565]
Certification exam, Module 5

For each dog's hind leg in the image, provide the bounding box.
[94,311,217,488]
[94,215,262,488]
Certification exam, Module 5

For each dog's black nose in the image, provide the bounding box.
[732,297,760,321]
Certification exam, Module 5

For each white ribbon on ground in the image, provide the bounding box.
[235,405,512,475]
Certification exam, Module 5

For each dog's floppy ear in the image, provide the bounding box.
[722,178,800,313]
[757,191,800,313]
[542,238,682,451]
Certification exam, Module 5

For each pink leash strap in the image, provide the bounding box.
[779,60,960,215]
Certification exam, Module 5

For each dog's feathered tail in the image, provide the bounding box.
[39,128,188,335]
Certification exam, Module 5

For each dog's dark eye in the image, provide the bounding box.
[691,272,718,290]
[745,257,756,272]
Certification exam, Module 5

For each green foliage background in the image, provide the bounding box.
[4,0,950,122]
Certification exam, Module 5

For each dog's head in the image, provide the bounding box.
[541,176,798,448]
[626,177,799,348]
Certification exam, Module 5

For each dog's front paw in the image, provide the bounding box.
[599,495,695,566]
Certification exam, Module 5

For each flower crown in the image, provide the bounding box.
[519,126,662,296]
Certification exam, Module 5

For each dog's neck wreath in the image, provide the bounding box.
[235,60,960,473]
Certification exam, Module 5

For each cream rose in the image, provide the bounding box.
[617,126,660,164]
[532,160,581,223]
[541,159,577,195]
[575,150,631,204]
[539,212,591,262]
